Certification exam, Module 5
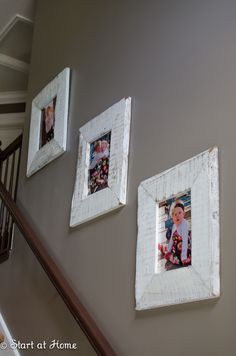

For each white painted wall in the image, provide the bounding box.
[0,128,22,149]
[0,112,24,149]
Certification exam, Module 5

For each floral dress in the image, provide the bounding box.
[167,229,191,267]
[89,157,109,194]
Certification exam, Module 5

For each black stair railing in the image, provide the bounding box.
[0,136,116,356]
[0,135,22,262]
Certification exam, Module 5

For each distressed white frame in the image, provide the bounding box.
[136,148,220,309]
[70,97,131,227]
[0,313,20,356]
[27,68,70,176]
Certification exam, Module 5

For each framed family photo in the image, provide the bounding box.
[135,147,220,309]
[27,68,70,177]
[70,97,132,227]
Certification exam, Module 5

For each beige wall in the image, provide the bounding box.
[0,128,22,149]
[1,0,236,355]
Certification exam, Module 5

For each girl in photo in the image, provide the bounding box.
[89,138,110,194]
[159,200,191,271]
[41,97,56,147]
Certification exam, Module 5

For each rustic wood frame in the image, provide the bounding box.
[26,68,70,177]
[70,97,131,227]
[136,147,220,309]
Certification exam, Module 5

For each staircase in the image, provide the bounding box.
[0,135,22,263]
[0,136,116,356]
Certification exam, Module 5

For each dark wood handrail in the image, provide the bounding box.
[0,135,22,162]
[0,181,116,356]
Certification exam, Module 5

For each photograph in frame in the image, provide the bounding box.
[27,67,70,177]
[135,147,220,310]
[88,131,111,195]
[70,97,131,227]
[40,97,57,148]
[157,189,191,273]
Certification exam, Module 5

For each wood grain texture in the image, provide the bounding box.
[27,68,70,177]
[70,97,131,227]
[136,148,220,309]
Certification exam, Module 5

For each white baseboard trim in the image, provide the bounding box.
[0,14,33,42]
[0,54,29,74]
[0,91,27,104]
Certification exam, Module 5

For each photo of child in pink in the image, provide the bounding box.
[159,200,191,271]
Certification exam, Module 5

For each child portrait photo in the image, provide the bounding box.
[157,189,191,273]
[88,132,111,195]
[40,96,57,147]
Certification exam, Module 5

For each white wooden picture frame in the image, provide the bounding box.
[136,147,220,309]
[70,97,131,227]
[26,67,70,177]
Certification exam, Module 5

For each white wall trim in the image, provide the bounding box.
[0,91,27,104]
[0,14,33,42]
[0,54,29,74]
[0,113,25,129]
